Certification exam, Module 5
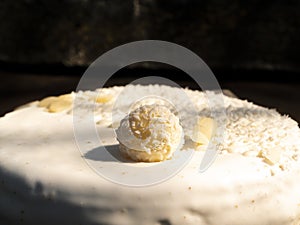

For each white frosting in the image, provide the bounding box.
[0,85,300,225]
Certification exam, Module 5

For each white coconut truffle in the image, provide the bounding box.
[116,104,184,162]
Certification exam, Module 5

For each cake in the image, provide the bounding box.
[1,84,300,225]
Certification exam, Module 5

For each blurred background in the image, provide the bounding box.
[0,0,299,121]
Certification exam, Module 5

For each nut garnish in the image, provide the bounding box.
[191,117,217,145]
[258,148,281,165]
[38,94,72,113]
[95,94,113,104]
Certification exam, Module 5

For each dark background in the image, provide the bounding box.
[0,0,299,121]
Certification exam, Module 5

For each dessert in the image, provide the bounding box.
[0,84,300,225]
[117,104,184,162]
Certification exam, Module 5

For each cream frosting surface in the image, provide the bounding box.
[0,85,300,225]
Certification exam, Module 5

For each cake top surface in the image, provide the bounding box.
[1,84,300,185]
[76,85,300,173]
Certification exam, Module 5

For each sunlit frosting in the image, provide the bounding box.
[1,84,300,225]
[73,85,300,172]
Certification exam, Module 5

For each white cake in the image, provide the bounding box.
[1,85,300,225]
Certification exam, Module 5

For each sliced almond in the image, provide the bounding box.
[48,99,72,113]
[38,94,72,113]
[258,148,281,165]
[95,94,113,103]
[191,117,217,145]
[38,97,57,108]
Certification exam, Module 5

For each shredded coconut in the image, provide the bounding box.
[38,84,300,173]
